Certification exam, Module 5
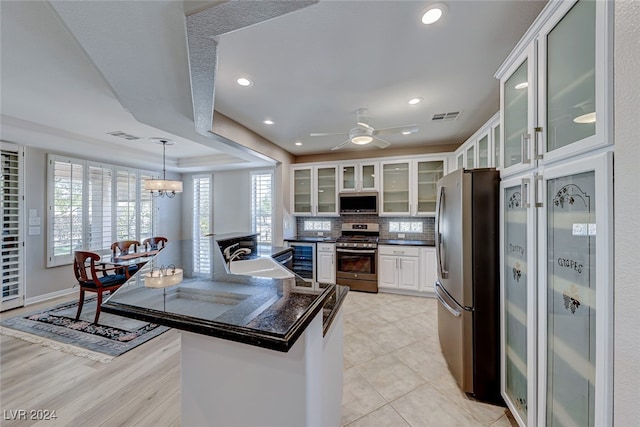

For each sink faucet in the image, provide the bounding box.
[224,243,252,266]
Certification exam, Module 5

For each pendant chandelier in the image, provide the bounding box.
[144,139,183,198]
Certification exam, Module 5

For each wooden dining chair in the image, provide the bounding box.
[111,240,141,277]
[73,251,128,324]
[142,236,168,252]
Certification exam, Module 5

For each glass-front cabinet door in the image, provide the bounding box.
[478,134,489,168]
[538,0,610,164]
[380,161,410,215]
[415,160,444,215]
[493,124,501,169]
[340,165,356,192]
[456,153,463,170]
[500,43,536,177]
[339,162,378,192]
[501,175,536,427]
[359,163,377,191]
[539,153,613,427]
[292,167,312,215]
[315,166,337,215]
[466,144,475,169]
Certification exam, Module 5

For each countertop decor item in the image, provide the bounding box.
[143,139,183,197]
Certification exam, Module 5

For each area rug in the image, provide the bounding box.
[0,297,169,363]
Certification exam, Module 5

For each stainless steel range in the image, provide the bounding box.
[335,223,379,293]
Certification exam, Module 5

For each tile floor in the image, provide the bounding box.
[340,291,516,427]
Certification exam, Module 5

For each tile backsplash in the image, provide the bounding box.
[295,215,435,241]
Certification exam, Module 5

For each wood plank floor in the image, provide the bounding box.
[0,296,180,427]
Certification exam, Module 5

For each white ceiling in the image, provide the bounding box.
[1,0,547,168]
[213,0,546,155]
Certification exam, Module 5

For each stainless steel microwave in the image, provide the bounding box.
[339,192,378,215]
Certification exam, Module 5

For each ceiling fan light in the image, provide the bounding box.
[408,97,422,105]
[351,135,373,145]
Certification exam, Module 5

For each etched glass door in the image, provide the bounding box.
[341,165,356,191]
[545,170,596,427]
[360,164,377,191]
[504,182,530,424]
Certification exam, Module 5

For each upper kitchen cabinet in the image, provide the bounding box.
[454,112,500,171]
[291,165,338,216]
[380,160,411,216]
[339,162,378,192]
[497,0,612,178]
[380,157,446,216]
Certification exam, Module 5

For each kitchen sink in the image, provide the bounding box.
[229,257,294,279]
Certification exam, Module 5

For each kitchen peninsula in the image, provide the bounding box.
[102,234,347,427]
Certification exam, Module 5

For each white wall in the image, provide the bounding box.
[213,169,252,234]
[613,1,640,424]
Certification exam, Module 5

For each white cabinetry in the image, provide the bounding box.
[379,157,446,216]
[339,162,378,192]
[419,247,436,295]
[316,243,336,284]
[291,166,338,216]
[454,112,500,171]
[497,1,613,426]
[496,0,612,179]
[378,245,420,291]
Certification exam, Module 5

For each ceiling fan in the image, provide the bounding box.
[310,108,418,151]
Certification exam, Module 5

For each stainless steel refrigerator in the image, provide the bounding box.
[434,168,502,404]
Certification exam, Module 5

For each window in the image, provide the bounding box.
[193,174,212,274]
[47,155,157,267]
[303,220,332,231]
[251,171,273,244]
[389,221,423,233]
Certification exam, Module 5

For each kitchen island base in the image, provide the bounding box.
[181,310,343,427]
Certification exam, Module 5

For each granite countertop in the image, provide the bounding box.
[284,236,337,243]
[102,237,345,352]
[378,239,436,247]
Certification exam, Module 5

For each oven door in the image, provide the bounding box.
[335,248,377,282]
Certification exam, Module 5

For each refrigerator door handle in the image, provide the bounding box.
[435,186,449,279]
[434,281,461,317]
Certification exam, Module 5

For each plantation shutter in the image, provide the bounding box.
[1,144,24,311]
[193,175,212,274]
[251,171,273,244]
[116,169,137,240]
[49,156,83,266]
[87,163,113,252]
[139,173,156,242]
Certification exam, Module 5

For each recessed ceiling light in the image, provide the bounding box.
[295,141,303,146]
[263,119,274,125]
[408,97,422,105]
[236,77,252,87]
[421,3,447,25]
[402,131,412,135]
[515,82,529,90]
[573,112,596,124]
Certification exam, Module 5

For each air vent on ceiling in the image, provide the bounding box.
[107,131,142,141]
[432,111,460,122]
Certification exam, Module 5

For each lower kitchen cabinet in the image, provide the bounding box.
[316,243,336,284]
[419,247,436,294]
[378,245,420,291]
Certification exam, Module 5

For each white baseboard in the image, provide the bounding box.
[25,287,76,306]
